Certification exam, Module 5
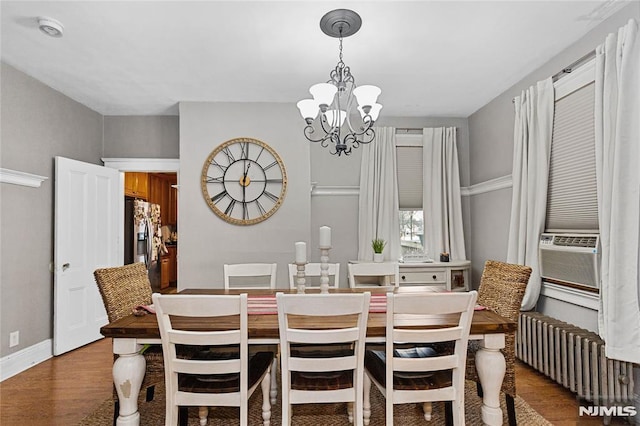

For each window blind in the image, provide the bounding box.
[546,81,598,231]
[396,146,423,209]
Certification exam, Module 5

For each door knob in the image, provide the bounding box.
[62,263,70,271]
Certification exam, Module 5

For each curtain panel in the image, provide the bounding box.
[357,127,401,261]
[595,18,640,364]
[422,127,466,261]
[506,78,555,311]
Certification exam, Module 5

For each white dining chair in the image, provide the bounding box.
[287,262,341,289]
[223,263,277,290]
[363,291,478,426]
[153,293,274,426]
[347,262,400,288]
[277,292,371,426]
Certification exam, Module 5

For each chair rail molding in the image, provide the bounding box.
[311,184,360,196]
[101,158,179,172]
[460,174,512,197]
[309,175,512,198]
[0,168,48,188]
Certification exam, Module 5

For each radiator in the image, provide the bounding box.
[517,312,634,406]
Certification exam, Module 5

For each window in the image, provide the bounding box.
[396,133,425,257]
[546,59,598,232]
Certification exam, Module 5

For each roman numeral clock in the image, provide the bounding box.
[201,137,287,225]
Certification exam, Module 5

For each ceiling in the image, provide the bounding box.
[0,1,632,117]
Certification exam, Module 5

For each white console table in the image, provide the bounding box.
[399,260,471,291]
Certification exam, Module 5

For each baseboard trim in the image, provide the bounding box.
[0,339,53,381]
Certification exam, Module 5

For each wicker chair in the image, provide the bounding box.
[93,262,165,424]
[466,260,532,426]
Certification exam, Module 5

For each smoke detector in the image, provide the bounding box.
[38,17,64,38]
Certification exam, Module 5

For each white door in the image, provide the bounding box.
[53,157,123,355]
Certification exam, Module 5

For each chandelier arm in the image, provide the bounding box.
[346,116,375,138]
[303,124,334,148]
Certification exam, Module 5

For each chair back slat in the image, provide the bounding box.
[173,358,241,375]
[224,263,277,289]
[158,295,243,317]
[286,327,360,344]
[168,329,241,346]
[289,356,357,372]
[393,327,464,344]
[392,293,474,315]
[281,293,366,316]
[393,354,458,372]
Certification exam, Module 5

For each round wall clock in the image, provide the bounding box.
[201,137,287,225]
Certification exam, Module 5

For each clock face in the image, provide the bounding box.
[201,138,287,225]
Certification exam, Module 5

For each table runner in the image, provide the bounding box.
[247,293,387,315]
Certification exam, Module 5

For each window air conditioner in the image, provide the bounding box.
[538,233,600,289]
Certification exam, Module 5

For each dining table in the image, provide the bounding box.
[100,287,516,426]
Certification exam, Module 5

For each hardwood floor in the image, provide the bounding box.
[0,338,630,425]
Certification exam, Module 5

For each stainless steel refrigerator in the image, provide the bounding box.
[124,197,163,290]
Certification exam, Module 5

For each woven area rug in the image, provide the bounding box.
[79,380,551,425]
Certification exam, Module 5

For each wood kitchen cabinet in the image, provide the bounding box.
[124,172,148,199]
[147,173,177,227]
[160,255,170,289]
[167,245,177,285]
[167,174,177,226]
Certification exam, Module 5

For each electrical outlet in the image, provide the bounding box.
[9,331,19,348]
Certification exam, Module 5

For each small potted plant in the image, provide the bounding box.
[372,238,386,263]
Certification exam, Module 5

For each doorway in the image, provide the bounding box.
[102,158,180,293]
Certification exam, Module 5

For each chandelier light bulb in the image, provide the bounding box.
[324,110,347,127]
[358,103,383,122]
[297,99,320,123]
[353,85,382,109]
[309,83,337,110]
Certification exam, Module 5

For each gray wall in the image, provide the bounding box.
[103,116,179,158]
[178,109,470,289]
[467,3,640,321]
[0,63,103,357]
[178,102,310,289]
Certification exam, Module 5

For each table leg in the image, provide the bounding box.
[113,339,146,426]
[270,357,278,405]
[475,333,506,426]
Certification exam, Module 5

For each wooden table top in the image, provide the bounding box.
[100,288,516,340]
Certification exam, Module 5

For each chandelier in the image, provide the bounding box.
[296,9,382,156]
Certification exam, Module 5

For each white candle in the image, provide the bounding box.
[295,242,307,263]
[319,226,331,248]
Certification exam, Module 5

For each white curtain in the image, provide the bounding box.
[358,127,401,261]
[506,78,555,311]
[422,127,466,261]
[595,19,640,364]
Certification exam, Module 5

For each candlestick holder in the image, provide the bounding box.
[319,245,331,294]
[295,261,307,294]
